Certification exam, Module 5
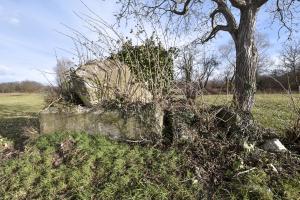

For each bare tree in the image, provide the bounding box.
[116,0,299,112]
[177,45,197,101]
[55,58,74,87]
[279,40,300,88]
[255,32,272,76]
[177,44,219,101]
[219,42,236,94]
[54,58,76,101]
[198,53,219,90]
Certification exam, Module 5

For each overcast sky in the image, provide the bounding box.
[0,0,299,84]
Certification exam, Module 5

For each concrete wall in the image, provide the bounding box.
[40,104,163,141]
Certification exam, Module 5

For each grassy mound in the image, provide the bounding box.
[0,132,202,199]
[1,132,299,200]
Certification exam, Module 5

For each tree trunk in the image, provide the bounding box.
[233,7,258,112]
[225,76,229,95]
[293,67,299,89]
[184,59,196,101]
[229,74,235,92]
[204,75,209,89]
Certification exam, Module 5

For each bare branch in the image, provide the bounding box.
[169,0,193,15]
[211,0,238,31]
[254,0,269,8]
[200,0,238,44]
[201,25,230,43]
[228,0,246,8]
[273,0,299,39]
[206,0,238,43]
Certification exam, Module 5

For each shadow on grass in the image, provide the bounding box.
[0,116,39,150]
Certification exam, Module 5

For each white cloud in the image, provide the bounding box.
[29,68,56,84]
[0,2,20,25]
[9,17,20,25]
[0,64,14,76]
[271,54,281,65]
[0,64,56,84]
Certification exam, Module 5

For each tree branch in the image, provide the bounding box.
[228,0,246,8]
[211,0,238,32]
[200,0,238,44]
[273,0,297,39]
[169,0,193,15]
[255,0,269,8]
[201,25,230,43]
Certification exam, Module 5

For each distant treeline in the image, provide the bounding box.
[1,70,297,95]
[174,70,300,95]
[257,71,300,92]
[0,81,48,93]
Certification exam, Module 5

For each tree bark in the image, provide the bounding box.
[293,67,299,89]
[233,7,259,112]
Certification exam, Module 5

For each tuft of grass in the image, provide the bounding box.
[0,132,203,199]
[216,169,300,200]
[281,177,300,200]
[217,170,273,200]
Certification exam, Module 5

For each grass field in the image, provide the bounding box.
[0,93,299,199]
[0,93,44,118]
[0,93,44,149]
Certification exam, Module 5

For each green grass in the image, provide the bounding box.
[0,93,44,149]
[202,93,300,133]
[0,132,202,199]
[0,93,44,118]
[1,132,299,200]
[0,93,202,199]
[217,169,300,200]
[253,94,299,133]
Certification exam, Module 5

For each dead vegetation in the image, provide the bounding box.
[152,97,299,198]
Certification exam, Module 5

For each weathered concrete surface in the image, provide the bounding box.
[164,103,199,143]
[72,59,152,107]
[262,139,288,153]
[40,103,163,141]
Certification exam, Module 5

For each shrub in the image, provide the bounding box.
[110,35,177,99]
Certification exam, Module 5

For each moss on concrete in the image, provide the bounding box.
[40,101,163,141]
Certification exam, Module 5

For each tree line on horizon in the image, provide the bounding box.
[0,81,48,93]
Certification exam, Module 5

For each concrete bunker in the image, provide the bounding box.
[40,59,163,141]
